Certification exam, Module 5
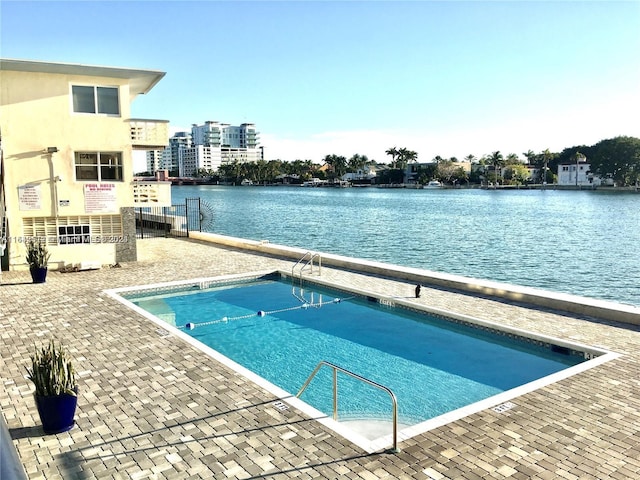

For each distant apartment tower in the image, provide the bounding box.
[162,131,191,175]
[146,150,162,173]
[148,121,261,177]
[188,121,261,176]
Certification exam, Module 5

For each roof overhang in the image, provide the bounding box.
[0,58,166,95]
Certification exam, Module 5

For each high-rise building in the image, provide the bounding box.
[150,121,261,177]
[164,132,191,175]
[146,150,163,173]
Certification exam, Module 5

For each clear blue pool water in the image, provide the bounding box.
[126,277,585,426]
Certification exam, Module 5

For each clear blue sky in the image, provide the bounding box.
[2,1,639,166]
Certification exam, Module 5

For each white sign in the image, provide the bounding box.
[18,184,41,210]
[84,183,117,213]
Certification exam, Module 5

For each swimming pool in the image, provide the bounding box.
[109,271,617,452]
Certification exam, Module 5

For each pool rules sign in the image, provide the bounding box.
[84,183,117,213]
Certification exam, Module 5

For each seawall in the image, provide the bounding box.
[188,231,640,326]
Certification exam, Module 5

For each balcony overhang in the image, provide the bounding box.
[130,119,170,150]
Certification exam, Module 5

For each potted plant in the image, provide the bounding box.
[26,238,51,283]
[25,339,78,434]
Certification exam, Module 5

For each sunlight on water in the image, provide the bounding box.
[171,186,640,306]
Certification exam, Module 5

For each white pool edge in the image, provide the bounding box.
[105,271,621,454]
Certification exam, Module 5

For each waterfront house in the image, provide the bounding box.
[405,160,471,185]
[342,165,377,183]
[557,159,603,187]
[0,59,170,271]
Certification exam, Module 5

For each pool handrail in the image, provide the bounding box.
[292,251,322,278]
[296,360,399,453]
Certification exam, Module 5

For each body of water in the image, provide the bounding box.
[171,185,640,307]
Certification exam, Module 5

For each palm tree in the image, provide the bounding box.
[522,150,536,165]
[323,154,347,178]
[464,154,476,163]
[489,151,504,187]
[571,151,586,186]
[541,148,553,186]
[385,147,399,168]
[404,150,418,164]
[505,153,520,165]
[348,153,368,173]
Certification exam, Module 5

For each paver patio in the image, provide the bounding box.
[1,237,639,479]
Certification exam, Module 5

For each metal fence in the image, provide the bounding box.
[136,198,204,239]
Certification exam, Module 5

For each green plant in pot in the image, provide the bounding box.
[26,238,51,283]
[26,339,78,434]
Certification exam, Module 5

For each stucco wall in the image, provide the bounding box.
[0,69,137,269]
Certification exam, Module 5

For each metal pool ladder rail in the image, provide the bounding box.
[292,251,322,278]
[296,360,400,453]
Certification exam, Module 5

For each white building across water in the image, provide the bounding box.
[148,121,261,176]
[556,158,609,187]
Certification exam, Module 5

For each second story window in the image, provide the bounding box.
[72,85,120,115]
[75,152,123,181]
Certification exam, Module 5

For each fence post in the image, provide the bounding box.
[137,208,144,239]
[185,201,190,237]
[163,207,168,237]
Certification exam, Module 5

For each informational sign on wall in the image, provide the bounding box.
[84,183,117,213]
[18,184,42,210]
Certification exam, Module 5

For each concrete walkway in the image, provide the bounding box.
[1,237,639,479]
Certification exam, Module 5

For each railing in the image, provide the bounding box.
[292,251,322,278]
[129,119,170,150]
[297,360,400,453]
[136,198,203,239]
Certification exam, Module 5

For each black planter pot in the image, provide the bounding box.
[34,392,77,434]
[30,266,48,284]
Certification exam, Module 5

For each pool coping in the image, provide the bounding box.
[189,231,640,325]
[104,269,621,454]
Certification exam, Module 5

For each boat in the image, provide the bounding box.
[301,178,325,187]
[425,180,442,189]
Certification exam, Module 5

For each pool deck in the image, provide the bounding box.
[2,237,640,479]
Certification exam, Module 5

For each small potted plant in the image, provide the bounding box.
[26,339,78,434]
[26,238,51,283]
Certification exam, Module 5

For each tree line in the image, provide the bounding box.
[146,136,639,187]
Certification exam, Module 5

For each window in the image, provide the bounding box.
[72,85,119,115]
[75,152,123,181]
[58,225,91,245]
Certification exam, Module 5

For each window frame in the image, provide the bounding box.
[71,84,120,116]
[74,151,124,182]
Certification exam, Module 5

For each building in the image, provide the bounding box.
[145,149,163,173]
[149,121,261,177]
[0,59,169,271]
[165,131,191,175]
[557,159,602,187]
[405,161,472,184]
[182,145,221,176]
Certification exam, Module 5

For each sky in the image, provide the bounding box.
[2,0,639,171]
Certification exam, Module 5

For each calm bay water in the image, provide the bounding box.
[171,185,640,307]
